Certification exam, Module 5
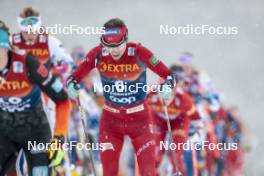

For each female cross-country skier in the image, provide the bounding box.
[66,18,176,176]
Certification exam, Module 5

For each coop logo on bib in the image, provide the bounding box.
[109,96,136,105]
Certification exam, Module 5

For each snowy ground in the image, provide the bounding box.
[1,0,264,175]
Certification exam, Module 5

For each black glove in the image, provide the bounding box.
[163,74,177,89]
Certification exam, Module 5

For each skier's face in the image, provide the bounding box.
[21,31,38,44]
[183,64,193,76]
[107,42,127,61]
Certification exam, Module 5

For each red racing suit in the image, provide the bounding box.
[147,89,200,176]
[70,42,171,176]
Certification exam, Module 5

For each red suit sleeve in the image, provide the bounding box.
[136,44,171,79]
[71,45,101,82]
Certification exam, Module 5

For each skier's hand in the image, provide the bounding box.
[66,77,80,99]
[159,85,173,100]
[159,74,177,100]
[48,135,65,167]
[164,74,177,89]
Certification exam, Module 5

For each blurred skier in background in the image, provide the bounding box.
[147,73,203,176]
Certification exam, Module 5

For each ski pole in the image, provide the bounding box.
[159,96,182,176]
[77,95,97,176]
